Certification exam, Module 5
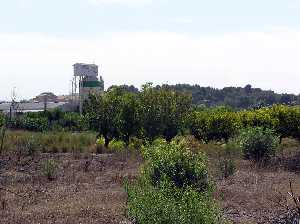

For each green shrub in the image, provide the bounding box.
[108,139,126,151]
[0,113,5,127]
[95,136,106,153]
[125,135,225,224]
[142,138,209,191]
[21,116,49,132]
[238,109,278,130]
[238,127,280,162]
[190,109,241,143]
[269,105,300,140]
[96,136,105,146]
[125,179,220,224]
[128,137,144,150]
[60,112,88,131]
[41,159,58,180]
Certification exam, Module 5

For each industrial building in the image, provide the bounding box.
[72,63,104,113]
[0,102,67,114]
[0,63,104,114]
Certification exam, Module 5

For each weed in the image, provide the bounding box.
[41,159,58,180]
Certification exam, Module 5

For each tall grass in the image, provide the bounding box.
[2,130,97,153]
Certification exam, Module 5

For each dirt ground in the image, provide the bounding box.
[217,162,300,224]
[0,151,142,224]
[1,140,300,224]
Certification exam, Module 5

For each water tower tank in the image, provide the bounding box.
[73,63,98,77]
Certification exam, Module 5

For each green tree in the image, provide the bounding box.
[139,84,192,141]
[84,87,140,146]
[190,107,241,142]
[269,105,300,141]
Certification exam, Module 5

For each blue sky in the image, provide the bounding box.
[1,0,300,100]
[2,0,300,35]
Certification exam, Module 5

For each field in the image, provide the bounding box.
[0,146,142,224]
[1,131,300,224]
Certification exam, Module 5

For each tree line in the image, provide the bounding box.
[2,83,300,146]
[107,84,300,109]
[84,84,300,146]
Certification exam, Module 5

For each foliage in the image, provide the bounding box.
[85,87,140,146]
[0,112,6,153]
[21,116,49,132]
[238,127,280,162]
[189,105,300,143]
[95,136,105,153]
[190,108,241,142]
[125,138,222,224]
[269,105,300,140]
[128,137,144,150]
[154,84,299,109]
[96,136,105,146]
[125,179,220,224]
[41,159,58,180]
[0,112,5,127]
[108,139,126,151]
[85,84,192,145]
[141,138,210,191]
[238,108,278,130]
[60,112,88,131]
[138,84,192,141]
[7,110,87,132]
[3,131,96,153]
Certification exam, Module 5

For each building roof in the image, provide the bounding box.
[0,102,67,113]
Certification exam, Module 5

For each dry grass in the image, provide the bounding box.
[215,138,300,224]
[0,151,142,224]
[1,135,300,224]
[2,130,97,153]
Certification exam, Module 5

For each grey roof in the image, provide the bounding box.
[0,102,67,112]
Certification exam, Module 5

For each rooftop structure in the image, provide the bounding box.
[73,63,98,77]
[0,102,68,114]
[72,63,104,113]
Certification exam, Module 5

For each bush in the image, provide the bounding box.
[95,136,106,153]
[41,159,58,180]
[0,113,5,127]
[128,137,144,150]
[108,139,126,151]
[269,105,300,141]
[21,116,49,132]
[190,109,241,143]
[238,127,280,162]
[125,179,220,224]
[142,138,210,191]
[125,139,223,224]
[60,112,88,131]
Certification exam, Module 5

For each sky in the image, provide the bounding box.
[1,0,300,100]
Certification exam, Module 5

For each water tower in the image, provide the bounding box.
[72,63,104,114]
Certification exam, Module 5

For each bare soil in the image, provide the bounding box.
[0,151,142,224]
[1,140,300,224]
